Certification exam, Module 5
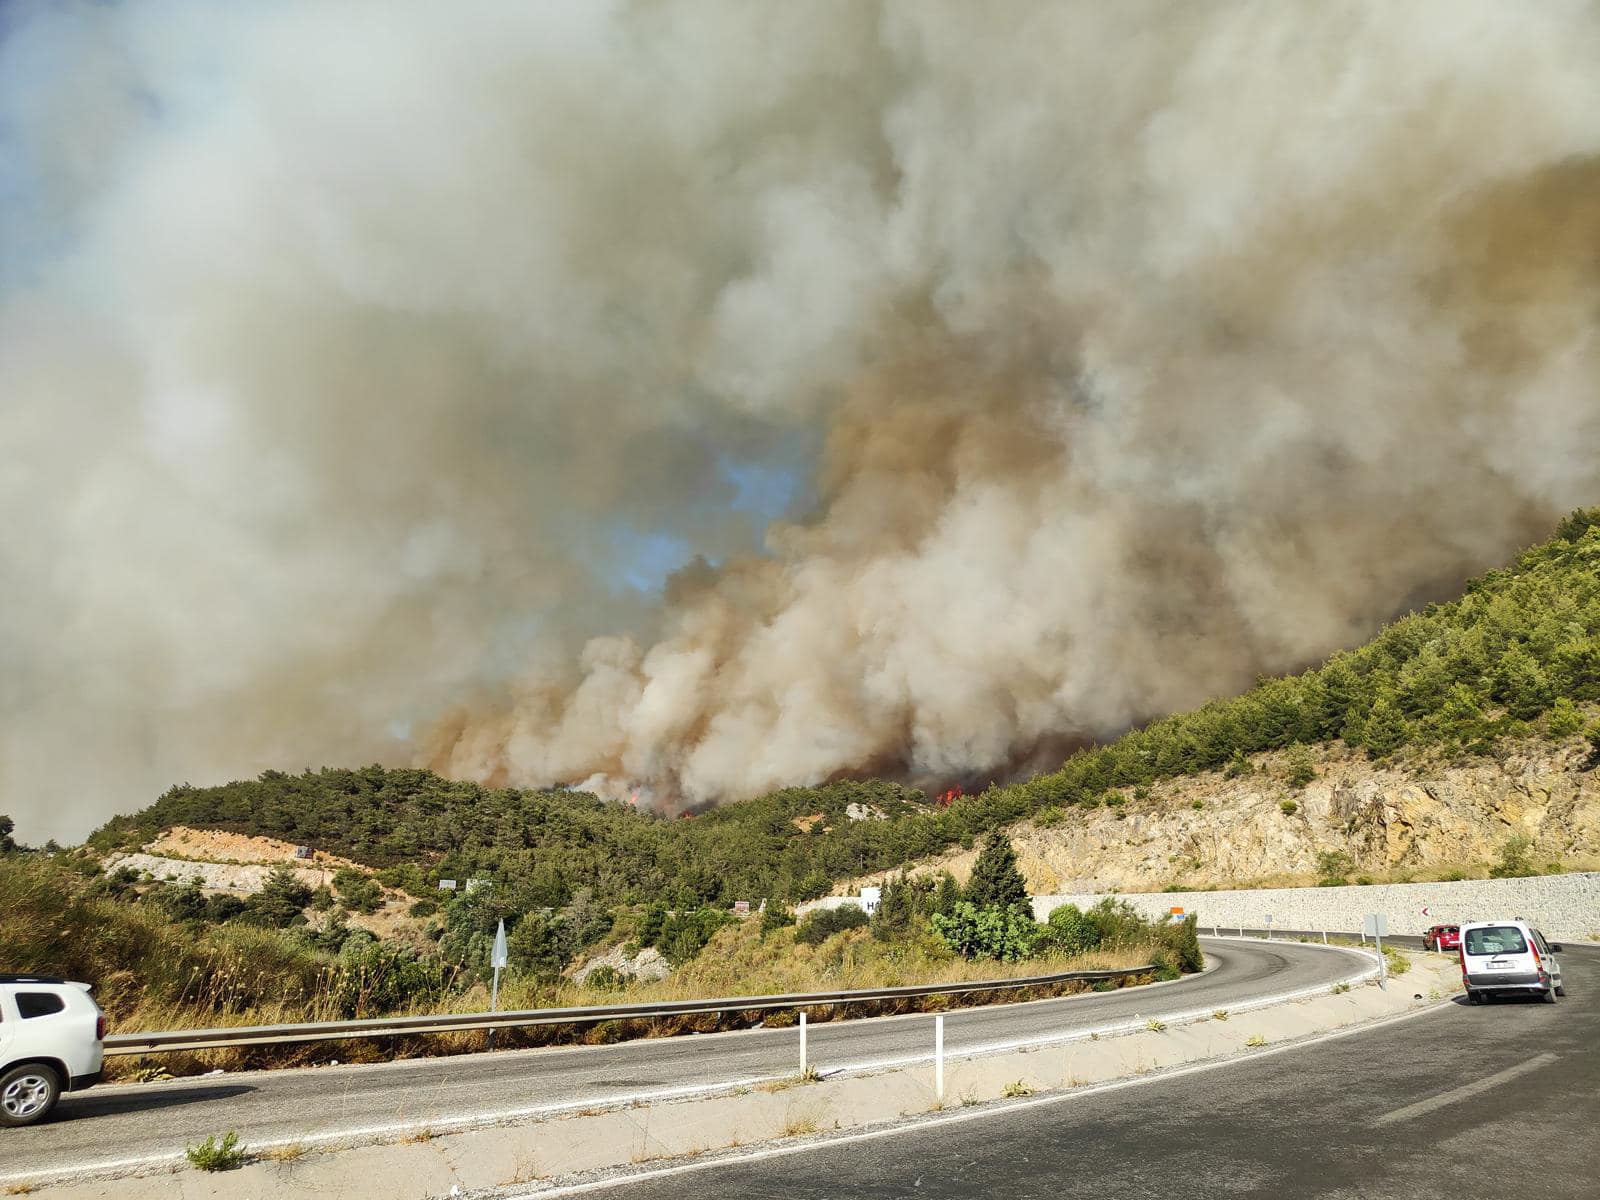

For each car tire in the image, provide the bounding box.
[0,1063,61,1127]
[1556,985,1566,997]
[1543,987,1558,1004]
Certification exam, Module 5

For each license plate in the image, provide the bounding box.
[1486,960,1514,971]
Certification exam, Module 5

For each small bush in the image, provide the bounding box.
[186,1131,248,1172]
[333,868,383,915]
[1488,834,1537,879]
[1001,1079,1036,1097]
[1245,1034,1267,1047]
[1284,745,1317,789]
[794,905,870,945]
[760,901,796,937]
[1315,850,1353,887]
[1040,904,1100,956]
[1546,697,1583,738]
[1279,800,1299,816]
[407,898,438,918]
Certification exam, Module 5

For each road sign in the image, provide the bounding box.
[438,879,457,891]
[492,919,509,969]
[1362,913,1388,990]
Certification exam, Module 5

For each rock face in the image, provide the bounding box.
[852,740,1600,895]
[570,943,671,986]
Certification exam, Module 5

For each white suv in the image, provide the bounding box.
[0,975,106,1127]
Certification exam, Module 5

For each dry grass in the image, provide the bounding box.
[257,1143,306,1163]
[5,855,1171,1080]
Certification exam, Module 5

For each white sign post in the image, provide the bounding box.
[1363,913,1388,990]
[491,919,509,1011]
[1264,914,1273,941]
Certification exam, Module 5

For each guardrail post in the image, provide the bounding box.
[799,1010,808,1076]
[935,1014,945,1102]
[1322,929,1328,944]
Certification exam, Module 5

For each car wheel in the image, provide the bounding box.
[0,1063,61,1127]
[1556,985,1566,997]
[1543,987,1558,1004]
[1466,989,1481,1005]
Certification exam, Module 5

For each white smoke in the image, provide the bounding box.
[3,1,1599,841]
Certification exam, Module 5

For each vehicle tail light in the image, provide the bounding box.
[96,1015,108,1041]
[1529,940,1546,977]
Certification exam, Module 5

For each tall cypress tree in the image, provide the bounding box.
[964,833,1030,912]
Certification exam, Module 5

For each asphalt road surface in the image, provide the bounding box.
[575,945,1600,1200]
[1,938,1361,1183]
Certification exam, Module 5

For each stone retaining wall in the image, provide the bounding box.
[1033,871,1600,939]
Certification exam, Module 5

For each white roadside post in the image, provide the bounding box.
[488,919,509,1049]
[799,1010,808,1076]
[935,1014,945,1102]
[1363,913,1388,990]
[1264,914,1273,941]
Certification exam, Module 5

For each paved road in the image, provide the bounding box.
[578,945,1600,1200]
[1,938,1361,1183]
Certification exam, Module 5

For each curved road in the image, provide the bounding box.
[1,938,1362,1184]
[564,945,1600,1200]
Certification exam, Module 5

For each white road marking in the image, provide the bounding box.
[1373,1054,1557,1127]
[508,1000,1455,1199]
[0,939,1375,1189]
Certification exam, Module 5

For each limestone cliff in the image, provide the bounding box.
[846,738,1600,895]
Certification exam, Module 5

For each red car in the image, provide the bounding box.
[1423,923,1461,951]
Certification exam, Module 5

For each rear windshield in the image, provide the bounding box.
[1464,926,1527,956]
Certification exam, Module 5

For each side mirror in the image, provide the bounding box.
[1548,943,1564,953]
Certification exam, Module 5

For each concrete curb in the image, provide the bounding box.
[16,947,1459,1199]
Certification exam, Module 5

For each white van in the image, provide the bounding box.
[1458,920,1565,1005]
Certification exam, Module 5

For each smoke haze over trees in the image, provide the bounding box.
[4,2,1600,840]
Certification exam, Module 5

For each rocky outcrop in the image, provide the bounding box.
[849,739,1600,894]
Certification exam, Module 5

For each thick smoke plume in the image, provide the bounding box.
[4,2,1600,841]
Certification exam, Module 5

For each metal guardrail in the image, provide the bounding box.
[103,964,1155,1055]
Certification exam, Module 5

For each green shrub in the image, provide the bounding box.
[795,905,870,946]
[1039,904,1100,956]
[759,901,796,937]
[1284,746,1316,788]
[1488,834,1537,879]
[1150,915,1203,978]
[1546,697,1583,738]
[333,868,383,915]
[1315,850,1353,887]
[1279,799,1299,816]
[186,1132,247,1172]
[407,897,439,918]
[930,902,1038,961]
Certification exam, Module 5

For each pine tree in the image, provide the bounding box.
[872,873,917,941]
[932,871,962,917]
[0,814,14,854]
[1495,643,1553,721]
[1359,690,1410,758]
[964,833,1030,912]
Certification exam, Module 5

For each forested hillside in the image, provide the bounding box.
[85,510,1600,907]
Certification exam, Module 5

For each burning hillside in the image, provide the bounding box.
[4,3,1600,840]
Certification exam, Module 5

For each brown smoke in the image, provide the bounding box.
[4,2,1600,840]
